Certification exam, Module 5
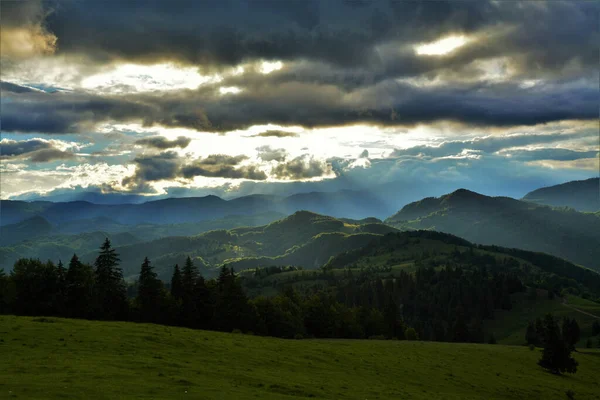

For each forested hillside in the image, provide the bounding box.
[523,178,599,212]
[385,189,600,271]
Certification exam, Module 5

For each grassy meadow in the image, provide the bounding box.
[1,315,599,399]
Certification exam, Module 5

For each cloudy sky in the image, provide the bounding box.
[1,0,598,204]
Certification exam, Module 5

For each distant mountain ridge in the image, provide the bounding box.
[1,190,393,226]
[0,211,397,278]
[385,188,600,271]
[522,177,599,212]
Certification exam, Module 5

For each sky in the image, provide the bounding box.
[1,0,598,205]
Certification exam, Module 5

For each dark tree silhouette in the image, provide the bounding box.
[93,238,128,320]
[538,314,578,375]
[66,254,94,318]
[170,264,183,301]
[136,257,165,323]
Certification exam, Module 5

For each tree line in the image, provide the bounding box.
[0,239,421,340]
[2,238,598,353]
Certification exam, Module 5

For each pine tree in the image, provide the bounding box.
[561,318,580,352]
[525,321,538,346]
[170,264,183,301]
[93,238,128,320]
[538,314,578,374]
[66,254,95,318]
[488,333,497,344]
[180,257,199,326]
[136,257,164,323]
[592,320,600,336]
[535,317,545,346]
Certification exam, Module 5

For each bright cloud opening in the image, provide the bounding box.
[219,86,243,95]
[81,63,222,93]
[260,60,283,74]
[415,35,470,56]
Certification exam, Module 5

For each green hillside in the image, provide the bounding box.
[1,315,599,400]
[385,189,600,271]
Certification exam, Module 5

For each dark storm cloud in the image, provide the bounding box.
[0,90,155,133]
[134,136,191,149]
[2,1,598,135]
[5,1,596,80]
[122,152,267,190]
[1,138,52,156]
[181,154,267,180]
[3,78,597,134]
[0,138,75,162]
[272,155,331,180]
[122,151,182,188]
[1,81,39,93]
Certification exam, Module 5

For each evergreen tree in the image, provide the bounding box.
[592,320,600,336]
[488,333,497,344]
[525,321,538,346]
[216,266,252,332]
[452,306,470,343]
[561,318,580,351]
[136,257,164,323]
[193,275,213,329]
[65,254,95,318]
[170,264,183,301]
[535,317,545,346]
[180,256,199,326]
[93,238,128,320]
[538,314,578,374]
[0,269,15,314]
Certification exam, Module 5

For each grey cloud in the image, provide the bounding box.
[4,1,595,82]
[0,138,75,162]
[181,164,267,181]
[253,130,299,138]
[122,151,182,189]
[1,81,39,93]
[134,136,191,149]
[28,148,75,162]
[3,77,598,134]
[181,154,266,180]
[390,131,597,159]
[256,145,287,162]
[501,149,599,162]
[196,154,248,166]
[122,152,267,189]
[272,155,331,180]
[1,138,52,156]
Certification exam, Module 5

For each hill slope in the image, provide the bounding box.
[385,189,600,271]
[2,315,599,400]
[523,178,600,212]
[0,211,397,278]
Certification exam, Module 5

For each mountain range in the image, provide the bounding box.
[1,178,598,277]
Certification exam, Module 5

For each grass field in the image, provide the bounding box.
[1,316,600,399]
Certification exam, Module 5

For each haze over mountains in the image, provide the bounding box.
[1,178,598,277]
[1,189,394,226]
